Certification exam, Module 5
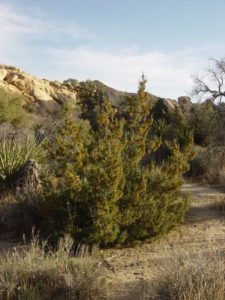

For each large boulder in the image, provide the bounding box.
[0,69,7,81]
[0,80,20,93]
[13,79,25,91]
[31,86,53,101]
[50,80,61,88]
[163,98,178,109]
[6,73,18,84]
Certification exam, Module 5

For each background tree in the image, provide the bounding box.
[191,57,225,145]
[78,80,106,128]
[192,57,225,103]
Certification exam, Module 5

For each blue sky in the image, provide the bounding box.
[0,0,225,98]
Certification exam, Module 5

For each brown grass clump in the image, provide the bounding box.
[132,247,225,300]
[0,235,106,300]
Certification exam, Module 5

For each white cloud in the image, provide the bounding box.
[0,3,92,62]
[48,46,223,99]
[0,3,92,38]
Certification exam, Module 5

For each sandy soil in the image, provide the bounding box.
[103,184,225,299]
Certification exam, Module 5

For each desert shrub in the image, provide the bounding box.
[188,100,225,147]
[40,76,193,247]
[151,98,169,122]
[188,145,225,186]
[115,78,192,244]
[136,248,225,300]
[0,235,105,300]
[0,137,43,189]
[150,101,194,164]
[77,80,107,129]
[41,102,125,247]
[78,80,105,113]
[0,88,31,128]
[189,101,215,146]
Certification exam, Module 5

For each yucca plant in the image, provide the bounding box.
[0,138,43,188]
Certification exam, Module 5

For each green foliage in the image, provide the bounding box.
[41,76,193,247]
[151,98,169,122]
[117,76,191,244]
[0,138,43,188]
[41,105,125,246]
[77,80,132,128]
[0,88,31,128]
[78,79,132,113]
[150,102,194,164]
[78,81,106,125]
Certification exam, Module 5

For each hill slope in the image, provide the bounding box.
[0,64,193,124]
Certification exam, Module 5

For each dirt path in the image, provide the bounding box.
[104,184,225,299]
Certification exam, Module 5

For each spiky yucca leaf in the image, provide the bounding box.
[0,138,43,186]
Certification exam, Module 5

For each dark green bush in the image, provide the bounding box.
[150,99,194,165]
[40,76,193,247]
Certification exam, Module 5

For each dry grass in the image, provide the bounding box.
[131,246,225,300]
[0,234,106,300]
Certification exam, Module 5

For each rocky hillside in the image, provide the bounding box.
[0,65,77,108]
[0,64,194,116]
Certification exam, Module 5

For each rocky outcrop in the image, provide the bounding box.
[163,98,179,109]
[162,96,194,113]
[0,69,8,81]
[0,64,77,106]
[178,96,193,114]
[0,64,195,115]
[178,96,192,106]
